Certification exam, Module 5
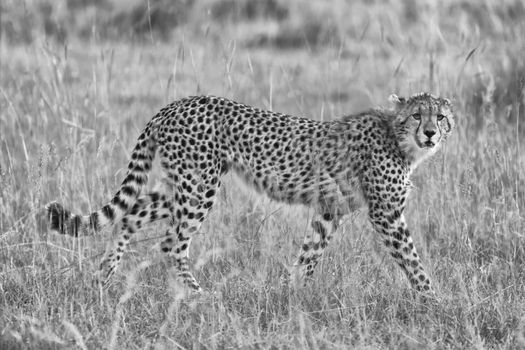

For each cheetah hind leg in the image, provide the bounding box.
[159,185,219,293]
[290,211,340,288]
[96,192,173,288]
[162,227,202,292]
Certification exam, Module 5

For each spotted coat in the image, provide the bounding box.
[47,93,454,293]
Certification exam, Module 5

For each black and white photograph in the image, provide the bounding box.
[1,0,524,348]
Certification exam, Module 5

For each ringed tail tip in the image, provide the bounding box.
[45,201,81,237]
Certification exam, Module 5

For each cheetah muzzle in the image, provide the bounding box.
[46,92,454,294]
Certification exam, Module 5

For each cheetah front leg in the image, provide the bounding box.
[291,211,342,287]
[368,209,432,293]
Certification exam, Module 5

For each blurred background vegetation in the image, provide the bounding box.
[1,0,524,124]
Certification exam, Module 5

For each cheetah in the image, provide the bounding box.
[46,92,454,293]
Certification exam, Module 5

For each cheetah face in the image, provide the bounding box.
[389,93,454,166]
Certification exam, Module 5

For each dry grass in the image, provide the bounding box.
[1,0,525,348]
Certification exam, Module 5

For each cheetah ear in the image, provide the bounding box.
[388,94,406,109]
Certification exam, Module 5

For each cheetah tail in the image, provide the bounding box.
[46,120,159,237]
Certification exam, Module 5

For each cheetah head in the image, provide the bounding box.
[389,92,454,167]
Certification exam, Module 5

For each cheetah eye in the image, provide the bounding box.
[411,113,421,121]
[437,114,446,121]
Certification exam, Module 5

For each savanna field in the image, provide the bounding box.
[1,0,525,348]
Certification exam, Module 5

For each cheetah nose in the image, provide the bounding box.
[424,130,436,138]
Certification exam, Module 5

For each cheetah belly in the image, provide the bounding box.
[230,157,365,215]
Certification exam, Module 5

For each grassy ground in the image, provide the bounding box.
[1,0,525,348]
